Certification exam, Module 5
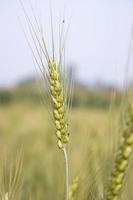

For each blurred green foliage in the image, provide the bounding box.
[0,80,121,109]
[0,90,13,104]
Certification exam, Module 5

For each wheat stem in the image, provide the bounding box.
[63,147,69,200]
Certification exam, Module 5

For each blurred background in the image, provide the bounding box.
[1,0,133,106]
[0,0,133,199]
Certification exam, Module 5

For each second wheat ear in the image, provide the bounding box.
[105,103,133,200]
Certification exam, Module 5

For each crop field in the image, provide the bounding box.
[0,100,133,199]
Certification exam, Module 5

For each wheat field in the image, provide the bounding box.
[0,101,132,199]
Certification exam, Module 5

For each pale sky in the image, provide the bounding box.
[0,0,133,88]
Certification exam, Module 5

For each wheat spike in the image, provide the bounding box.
[105,103,133,200]
[48,59,69,149]
[68,177,79,200]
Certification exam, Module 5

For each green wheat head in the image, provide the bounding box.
[48,59,69,149]
[68,177,79,200]
[105,102,133,200]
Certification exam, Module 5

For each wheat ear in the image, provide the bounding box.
[48,59,69,149]
[105,103,133,200]
[68,177,79,200]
